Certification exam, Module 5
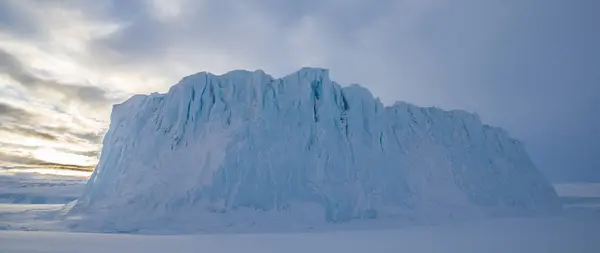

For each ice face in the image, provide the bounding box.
[71,67,559,230]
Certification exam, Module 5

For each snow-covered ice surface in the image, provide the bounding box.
[0,166,599,252]
[68,67,560,232]
[1,216,600,253]
[0,172,86,231]
[0,172,86,204]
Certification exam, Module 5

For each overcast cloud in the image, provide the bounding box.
[0,0,598,181]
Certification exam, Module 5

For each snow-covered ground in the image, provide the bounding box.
[0,171,87,204]
[1,216,599,253]
[0,172,599,252]
[0,172,86,232]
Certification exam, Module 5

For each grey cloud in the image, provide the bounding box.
[41,125,105,144]
[72,131,105,144]
[88,0,309,69]
[0,102,34,122]
[0,0,41,38]
[0,150,94,171]
[0,49,114,107]
[70,150,100,159]
[0,102,103,162]
[0,150,40,165]
[0,122,58,141]
[86,0,426,81]
[0,142,38,151]
[0,102,104,144]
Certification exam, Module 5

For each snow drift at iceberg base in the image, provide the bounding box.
[66,67,560,233]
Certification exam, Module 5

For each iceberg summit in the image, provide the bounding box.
[69,67,559,232]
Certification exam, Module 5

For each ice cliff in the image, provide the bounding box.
[69,68,559,232]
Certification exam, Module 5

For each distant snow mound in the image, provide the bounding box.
[69,68,559,232]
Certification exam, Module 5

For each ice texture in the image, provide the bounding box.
[70,68,559,231]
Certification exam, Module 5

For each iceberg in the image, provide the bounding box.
[69,68,559,232]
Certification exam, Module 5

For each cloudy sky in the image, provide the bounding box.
[0,0,598,182]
